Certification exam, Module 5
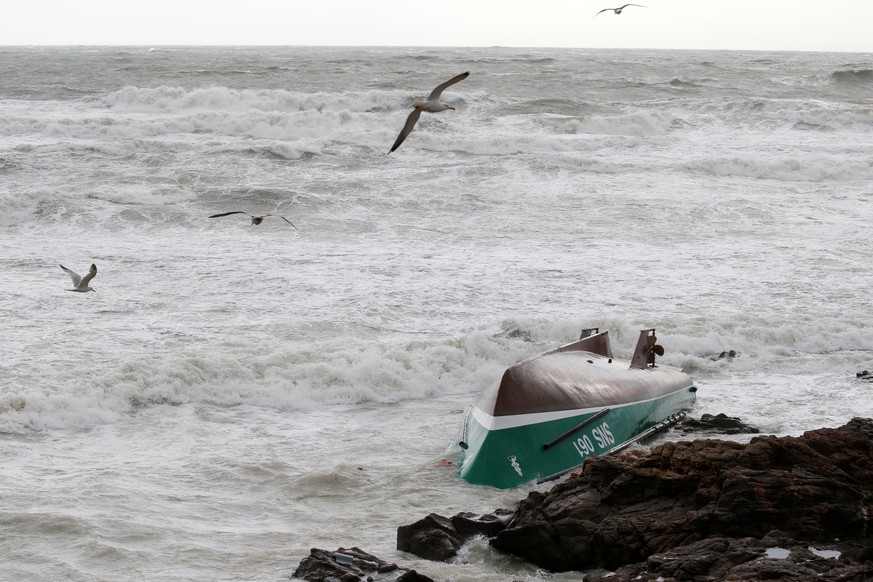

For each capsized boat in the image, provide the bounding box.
[457,327,697,489]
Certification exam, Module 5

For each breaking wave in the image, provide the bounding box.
[4,312,872,434]
[682,155,873,182]
[100,85,405,114]
[831,69,873,86]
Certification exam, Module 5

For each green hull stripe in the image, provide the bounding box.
[460,389,694,489]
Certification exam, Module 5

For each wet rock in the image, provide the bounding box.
[395,571,436,582]
[679,412,760,434]
[491,417,873,574]
[396,513,461,561]
[292,546,434,582]
[584,534,873,582]
[450,509,514,538]
[710,350,739,361]
[396,509,513,561]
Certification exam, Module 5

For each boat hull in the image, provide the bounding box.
[459,385,694,488]
[458,329,696,489]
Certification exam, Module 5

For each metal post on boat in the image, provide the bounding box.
[579,327,600,339]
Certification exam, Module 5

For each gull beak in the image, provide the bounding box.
[448,106,456,110]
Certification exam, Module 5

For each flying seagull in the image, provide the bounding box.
[594,3,646,17]
[60,263,97,292]
[389,71,469,153]
[208,211,298,229]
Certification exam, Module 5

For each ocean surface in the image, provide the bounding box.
[1,45,872,581]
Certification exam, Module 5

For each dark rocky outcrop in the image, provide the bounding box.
[858,370,872,381]
[315,418,873,581]
[292,546,434,582]
[395,510,513,561]
[678,412,760,434]
[491,417,873,575]
[584,533,873,581]
[396,513,460,562]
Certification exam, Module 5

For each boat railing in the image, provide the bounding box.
[542,407,611,450]
[606,411,687,455]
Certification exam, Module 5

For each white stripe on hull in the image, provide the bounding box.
[471,386,692,431]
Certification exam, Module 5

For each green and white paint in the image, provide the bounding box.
[459,387,695,489]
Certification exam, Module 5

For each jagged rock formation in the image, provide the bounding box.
[292,546,434,582]
[395,418,873,581]
[492,417,873,577]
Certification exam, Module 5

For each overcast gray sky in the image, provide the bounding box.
[3,0,872,52]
